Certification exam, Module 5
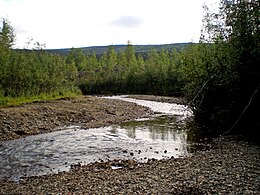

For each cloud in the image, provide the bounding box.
[111,15,142,28]
[14,25,28,34]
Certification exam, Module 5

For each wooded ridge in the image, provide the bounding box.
[44,43,191,56]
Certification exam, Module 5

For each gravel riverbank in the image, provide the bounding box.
[0,96,152,141]
[0,136,259,194]
[0,95,259,194]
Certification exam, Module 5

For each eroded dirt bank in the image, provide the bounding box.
[0,95,153,141]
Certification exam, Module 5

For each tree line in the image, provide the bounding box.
[0,20,185,99]
[70,43,184,96]
[0,19,79,104]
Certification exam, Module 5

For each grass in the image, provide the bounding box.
[0,90,82,108]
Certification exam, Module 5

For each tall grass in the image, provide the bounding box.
[0,89,81,108]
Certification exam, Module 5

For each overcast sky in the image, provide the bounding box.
[1,0,218,49]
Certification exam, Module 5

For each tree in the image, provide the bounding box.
[125,40,137,67]
[0,19,15,49]
[221,0,260,137]
[86,52,98,70]
[125,41,138,92]
[0,19,15,97]
[65,48,87,71]
[183,0,260,138]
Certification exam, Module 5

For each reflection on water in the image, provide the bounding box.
[0,96,197,181]
[122,115,187,141]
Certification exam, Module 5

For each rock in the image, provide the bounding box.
[14,130,27,136]
[1,136,260,194]
[115,111,124,116]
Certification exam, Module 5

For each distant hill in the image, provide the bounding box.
[46,43,193,56]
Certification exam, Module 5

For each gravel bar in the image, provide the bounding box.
[1,136,259,194]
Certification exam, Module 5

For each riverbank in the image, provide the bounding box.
[0,95,259,194]
[0,95,154,141]
[1,136,259,194]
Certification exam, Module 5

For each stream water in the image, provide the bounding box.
[0,96,197,181]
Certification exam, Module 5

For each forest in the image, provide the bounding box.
[0,0,259,140]
[46,43,190,56]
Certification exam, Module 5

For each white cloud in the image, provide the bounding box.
[111,16,142,28]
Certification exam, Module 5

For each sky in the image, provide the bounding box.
[0,0,219,49]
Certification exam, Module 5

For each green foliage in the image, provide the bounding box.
[65,48,87,71]
[0,19,79,105]
[181,0,260,138]
[47,43,191,56]
[77,42,185,95]
[223,0,260,137]
[0,49,78,98]
[0,91,81,108]
[0,19,15,49]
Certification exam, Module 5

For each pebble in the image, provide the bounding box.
[0,138,260,194]
[1,136,258,194]
[0,97,259,194]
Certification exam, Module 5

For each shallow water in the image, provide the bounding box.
[103,95,192,117]
[0,96,195,181]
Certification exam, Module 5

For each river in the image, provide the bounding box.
[0,95,197,181]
